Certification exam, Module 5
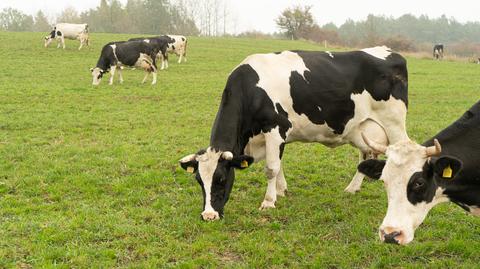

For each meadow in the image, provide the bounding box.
[0,31,479,268]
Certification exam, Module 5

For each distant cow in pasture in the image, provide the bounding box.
[164,35,188,67]
[179,46,409,221]
[433,44,444,60]
[128,36,170,70]
[360,100,480,245]
[90,41,159,85]
[44,23,89,50]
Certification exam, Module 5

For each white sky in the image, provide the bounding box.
[1,0,479,33]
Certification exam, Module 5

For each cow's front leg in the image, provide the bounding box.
[142,72,149,84]
[344,151,368,193]
[260,130,284,210]
[109,66,116,85]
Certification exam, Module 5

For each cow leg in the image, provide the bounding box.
[260,130,284,210]
[142,72,149,84]
[109,66,116,85]
[161,55,166,70]
[118,68,124,84]
[78,40,83,50]
[61,37,65,49]
[344,151,369,193]
[276,164,287,197]
[151,70,157,85]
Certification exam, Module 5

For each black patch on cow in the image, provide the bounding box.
[279,143,285,159]
[357,159,385,180]
[407,161,437,205]
[414,101,480,211]
[290,51,408,134]
[128,36,169,57]
[56,31,62,37]
[172,45,176,50]
[182,37,185,41]
[49,30,56,38]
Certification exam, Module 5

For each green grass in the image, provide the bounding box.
[0,31,479,268]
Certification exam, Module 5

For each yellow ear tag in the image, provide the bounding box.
[240,160,249,168]
[442,165,453,178]
[187,166,194,173]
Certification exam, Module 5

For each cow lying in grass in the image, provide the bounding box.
[360,100,480,245]
[90,41,159,85]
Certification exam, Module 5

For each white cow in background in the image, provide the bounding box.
[44,23,90,50]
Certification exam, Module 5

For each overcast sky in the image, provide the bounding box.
[1,0,479,33]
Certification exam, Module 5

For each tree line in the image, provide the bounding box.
[276,6,480,55]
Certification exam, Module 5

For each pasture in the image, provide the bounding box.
[0,31,479,268]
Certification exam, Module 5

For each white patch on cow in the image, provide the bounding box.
[197,147,222,220]
[317,106,322,112]
[469,206,480,216]
[361,46,392,60]
[326,51,334,58]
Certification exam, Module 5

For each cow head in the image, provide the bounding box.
[179,147,254,221]
[359,135,462,245]
[90,67,106,85]
[44,35,53,47]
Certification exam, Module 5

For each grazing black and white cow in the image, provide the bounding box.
[359,100,480,245]
[44,23,89,50]
[128,36,170,70]
[433,44,444,60]
[90,41,159,85]
[179,46,410,221]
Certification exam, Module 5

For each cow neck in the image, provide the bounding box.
[96,55,110,71]
[209,85,247,155]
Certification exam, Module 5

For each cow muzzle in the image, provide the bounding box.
[201,210,220,221]
[380,227,408,245]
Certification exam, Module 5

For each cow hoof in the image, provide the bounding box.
[344,185,360,194]
[259,200,276,210]
[201,211,220,221]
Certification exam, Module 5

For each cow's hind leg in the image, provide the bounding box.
[276,164,287,197]
[117,67,124,84]
[109,66,116,85]
[260,129,285,210]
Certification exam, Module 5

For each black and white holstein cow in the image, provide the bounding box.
[44,23,89,50]
[433,44,444,60]
[359,100,480,245]
[164,35,187,68]
[128,36,169,70]
[90,41,159,85]
[180,46,410,221]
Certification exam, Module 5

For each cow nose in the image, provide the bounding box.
[380,229,402,244]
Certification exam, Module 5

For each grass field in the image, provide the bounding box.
[0,31,479,268]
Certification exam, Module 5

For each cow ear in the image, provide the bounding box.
[179,154,198,173]
[433,156,462,180]
[358,159,386,180]
[229,155,254,170]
